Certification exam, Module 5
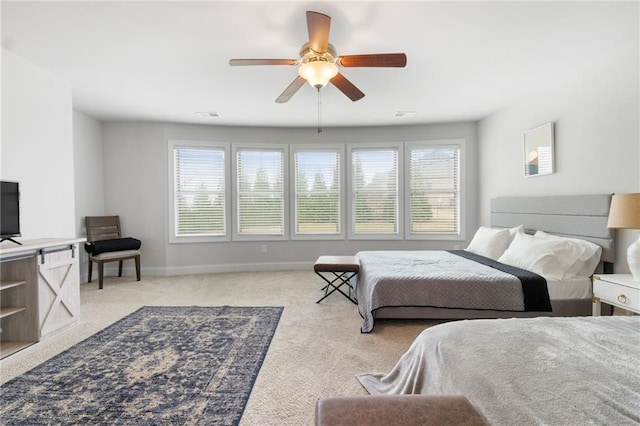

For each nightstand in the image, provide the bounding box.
[592,274,640,316]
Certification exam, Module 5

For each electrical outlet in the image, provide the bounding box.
[261,244,267,254]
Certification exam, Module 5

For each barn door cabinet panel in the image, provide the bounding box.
[37,246,81,339]
[0,238,84,359]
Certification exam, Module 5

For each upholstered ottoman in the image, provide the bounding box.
[315,395,488,426]
[314,255,359,304]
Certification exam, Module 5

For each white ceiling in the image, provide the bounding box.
[2,1,637,128]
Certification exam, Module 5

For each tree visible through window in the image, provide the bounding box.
[409,146,459,234]
[294,151,340,234]
[174,148,225,236]
[351,149,399,234]
[237,149,284,235]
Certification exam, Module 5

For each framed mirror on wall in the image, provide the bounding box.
[523,122,555,177]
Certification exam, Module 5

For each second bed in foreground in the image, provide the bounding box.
[357,315,640,425]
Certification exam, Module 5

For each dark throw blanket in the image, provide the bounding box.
[448,250,552,312]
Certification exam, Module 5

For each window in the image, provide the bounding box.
[235,147,287,239]
[406,140,464,239]
[349,145,401,238]
[292,147,343,238]
[170,139,465,244]
[169,141,229,243]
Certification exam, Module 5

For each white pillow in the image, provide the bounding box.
[497,231,584,280]
[465,227,512,260]
[508,224,525,242]
[534,231,602,278]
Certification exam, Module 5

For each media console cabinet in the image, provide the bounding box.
[0,238,84,359]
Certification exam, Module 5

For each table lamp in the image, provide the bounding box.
[607,193,640,281]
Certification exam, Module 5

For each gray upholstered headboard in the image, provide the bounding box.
[490,194,614,264]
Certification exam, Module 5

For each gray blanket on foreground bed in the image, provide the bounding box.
[357,316,640,425]
[356,251,536,333]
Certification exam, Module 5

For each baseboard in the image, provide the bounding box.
[84,261,312,281]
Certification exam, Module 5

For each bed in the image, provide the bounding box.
[356,194,615,332]
[356,315,640,424]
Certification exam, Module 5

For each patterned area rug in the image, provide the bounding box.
[0,306,283,425]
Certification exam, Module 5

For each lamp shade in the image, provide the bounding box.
[298,60,339,88]
[607,193,640,229]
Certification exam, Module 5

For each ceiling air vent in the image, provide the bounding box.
[394,111,417,118]
[196,112,220,118]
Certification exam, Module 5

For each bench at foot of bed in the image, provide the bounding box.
[315,395,488,426]
[314,255,359,304]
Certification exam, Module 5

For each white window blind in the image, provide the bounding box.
[174,147,226,236]
[352,149,399,234]
[294,151,340,235]
[409,146,460,234]
[237,149,284,235]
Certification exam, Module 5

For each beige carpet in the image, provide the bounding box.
[0,270,440,425]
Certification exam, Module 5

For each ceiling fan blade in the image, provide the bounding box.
[337,53,407,68]
[229,59,298,66]
[275,76,307,103]
[307,11,331,53]
[330,73,365,102]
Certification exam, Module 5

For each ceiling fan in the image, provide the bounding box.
[229,11,407,103]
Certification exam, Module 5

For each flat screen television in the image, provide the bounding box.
[1,180,22,245]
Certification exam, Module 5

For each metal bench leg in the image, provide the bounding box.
[315,271,358,304]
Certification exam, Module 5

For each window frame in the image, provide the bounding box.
[347,142,404,240]
[232,143,289,242]
[168,139,467,245]
[289,144,345,241]
[168,139,231,244]
[404,139,466,241]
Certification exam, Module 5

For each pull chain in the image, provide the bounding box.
[317,87,322,133]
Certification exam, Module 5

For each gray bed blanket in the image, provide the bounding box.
[356,251,534,333]
[357,316,640,425]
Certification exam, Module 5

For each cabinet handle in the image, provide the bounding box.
[38,244,76,264]
[617,294,628,304]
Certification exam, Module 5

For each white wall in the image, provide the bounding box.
[478,41,640,272]
[102,123,168,273]
[73,111,105,279]
[73,111,105,234]
[1,49,76,240]
[102,121,478,275]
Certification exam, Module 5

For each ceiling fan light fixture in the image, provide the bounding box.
[229,11,406,104]
[298,59,338,88]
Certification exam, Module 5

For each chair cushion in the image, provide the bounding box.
[85,237,141,256]
[90,250,140,261]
